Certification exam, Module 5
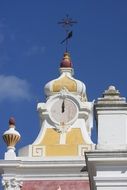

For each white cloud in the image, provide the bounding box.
[0,75,31,102]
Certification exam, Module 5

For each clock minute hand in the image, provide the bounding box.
[62,100,65,113]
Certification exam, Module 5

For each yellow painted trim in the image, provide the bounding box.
[66,128,84,144]
[45,145,78,156]
[53,75,77,92]
[34,128,87,156]
[3,134,20,147]
[38,128,60,145]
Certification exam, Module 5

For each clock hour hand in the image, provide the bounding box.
[61,100,65,113]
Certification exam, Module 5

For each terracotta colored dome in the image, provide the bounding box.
[9,117,15,125]
[60,52,72,68]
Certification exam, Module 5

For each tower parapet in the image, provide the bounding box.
[95,85,127,150]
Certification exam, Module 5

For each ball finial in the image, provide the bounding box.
[9,117,15,126]
[60,52,72,68]
[3,117,21,158]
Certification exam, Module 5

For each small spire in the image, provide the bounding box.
[60,52,72,68]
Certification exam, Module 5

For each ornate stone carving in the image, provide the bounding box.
[2,178,23,190]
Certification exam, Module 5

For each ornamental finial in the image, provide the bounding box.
[60,52,72,68]
[3,117,21,159]
[58,15,77,52]
[9,117,15,126]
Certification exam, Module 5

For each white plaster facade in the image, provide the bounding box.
[95,86,127,150]
[0,157,88,189]
[85,152,127,190]
[85,86,127,190]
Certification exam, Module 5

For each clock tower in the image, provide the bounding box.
[19,51,94,157]
[0,51,93,190]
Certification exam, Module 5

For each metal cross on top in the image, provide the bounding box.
[58,15,77,52]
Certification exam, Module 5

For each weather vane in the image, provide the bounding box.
[58,15,77,52]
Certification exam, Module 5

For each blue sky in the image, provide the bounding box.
[0,0,127,165]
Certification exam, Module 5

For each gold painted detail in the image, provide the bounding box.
[3,134,20,147]
[34,128,87,156]
[40,128,60,145]
[45,145,78,156]
[66,128,84,144]
[53,75,77,92]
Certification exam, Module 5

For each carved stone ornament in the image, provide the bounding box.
[2,178,23,190]
[59,87,68,99]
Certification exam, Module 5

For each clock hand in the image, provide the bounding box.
[61,100,65,113]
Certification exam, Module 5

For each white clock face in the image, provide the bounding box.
[50,98,77,124]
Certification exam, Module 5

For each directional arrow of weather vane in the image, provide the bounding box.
[58,15,77,52]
